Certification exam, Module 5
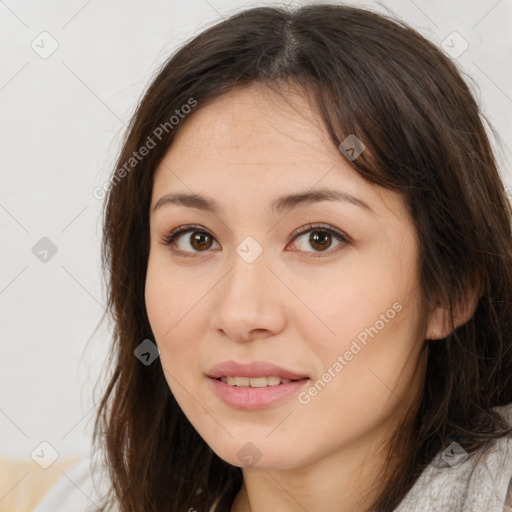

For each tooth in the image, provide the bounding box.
[249,377,268,388]
[234,376,250,386]
[220,376,291,387]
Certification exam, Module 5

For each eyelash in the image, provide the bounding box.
[158,223,350,259]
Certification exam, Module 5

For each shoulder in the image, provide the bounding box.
[395,402,512,512]
[34,453,111,512]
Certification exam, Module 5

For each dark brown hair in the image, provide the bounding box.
[92,4,512,511]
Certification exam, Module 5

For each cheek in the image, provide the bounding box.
[302,252,411,349]
[145,260,191,372]
[294,302,423,455]
[300,248,423,404]
[144,257,208,394]
[145,263,173,340]
[145,255,202,339]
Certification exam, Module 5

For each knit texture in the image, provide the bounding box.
[395,402,512,512]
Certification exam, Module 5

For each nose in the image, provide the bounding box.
[211,246,288,343]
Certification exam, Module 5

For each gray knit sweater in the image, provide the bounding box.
[394,403,512,512]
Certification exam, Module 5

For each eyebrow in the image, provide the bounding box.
[152,188,375,216]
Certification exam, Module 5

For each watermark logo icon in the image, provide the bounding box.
[236,442,262,467]
[32,237,58,263]
[31,32,59,59]
[31,441,59,469]
[236,236,263,264]
[441,31,469,59]
[441,441,468,468]
[134,339,160,365]
[338,134,366,161]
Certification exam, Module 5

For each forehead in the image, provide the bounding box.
[154,85,364,193]
[173,83,326,150]
[150,84,408,224]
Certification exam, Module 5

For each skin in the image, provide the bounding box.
[145,83,469,512]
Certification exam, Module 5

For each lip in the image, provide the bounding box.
[206,360,309,380]
[206,360,310,410]
[208,376,310,410]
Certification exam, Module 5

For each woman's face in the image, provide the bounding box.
[145,83,429,470]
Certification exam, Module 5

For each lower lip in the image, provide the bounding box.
[208,377,310,410]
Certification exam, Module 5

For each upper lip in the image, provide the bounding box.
[207,360,309,380]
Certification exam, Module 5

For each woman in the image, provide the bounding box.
[35,3,512,511]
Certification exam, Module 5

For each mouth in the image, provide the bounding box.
[208,376,310,409]
[214,375,306,387]
[206,360,311,409]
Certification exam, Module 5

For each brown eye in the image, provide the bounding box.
[290,224,349,257]
[161,225,220,257]
[308,230,333,251]
[189,232,213,251]
[161,223,349,259]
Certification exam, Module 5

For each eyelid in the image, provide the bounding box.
[287,223,350,258]
[158,222,350,257]
[165,223,205,241]
[158,223,217,258]
[290,222,351,243]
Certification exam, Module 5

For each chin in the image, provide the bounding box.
[207,440,303,471]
